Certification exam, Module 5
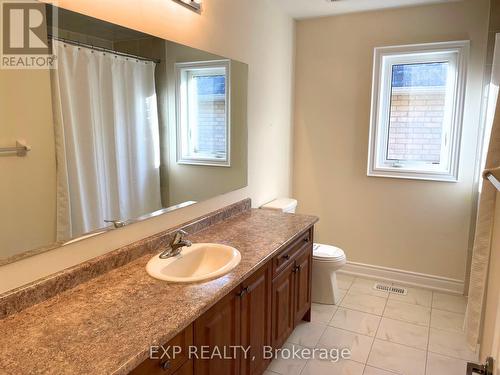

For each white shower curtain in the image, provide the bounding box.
[51,40,162,240]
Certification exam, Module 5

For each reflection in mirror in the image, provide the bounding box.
[0,5,248,264]
[176,60,230,166]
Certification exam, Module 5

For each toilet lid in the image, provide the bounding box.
[313,243,345,261]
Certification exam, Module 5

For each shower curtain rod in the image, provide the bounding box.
[48,35,161,64]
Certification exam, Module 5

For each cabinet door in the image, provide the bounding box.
[174,360,193,375]
[271,262,295,349]
[130,325,193,375]
[240,262,272,375]
[294,245,312,326]
[194,290,241,375]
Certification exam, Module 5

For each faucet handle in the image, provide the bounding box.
[171,229,189,244]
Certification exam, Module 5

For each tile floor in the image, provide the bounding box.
[265,274,475,375]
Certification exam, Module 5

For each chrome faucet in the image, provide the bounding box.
[159,229,192,259]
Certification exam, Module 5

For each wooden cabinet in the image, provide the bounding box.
[193,262,272,375]
[271,262,295,348]
[174,360,193,375]
[272,230,311,277]
[240,263,272,375]
[194,291,241,375]
[271,238,313,348]
[130,325,193,375]
[293,246,312,326]
[130,227,314,375]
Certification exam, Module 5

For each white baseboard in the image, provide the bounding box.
[338,261,465,295]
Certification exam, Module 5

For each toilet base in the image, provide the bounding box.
[311,269,342,305]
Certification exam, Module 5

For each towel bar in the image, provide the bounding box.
[0,141,31,157]
[485,172,500,191]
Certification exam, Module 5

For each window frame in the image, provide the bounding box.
[367,41,469,182]
[175,59,231,167]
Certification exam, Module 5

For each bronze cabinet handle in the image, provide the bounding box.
[293,264,303,273]
[237,286,249,297]
[160,360,171,371]
[282,254,291,260]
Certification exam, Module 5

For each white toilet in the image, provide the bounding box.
[311,243,346,305]
[261,198,347,305]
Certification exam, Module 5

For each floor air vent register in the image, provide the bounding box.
[373,283,408,295]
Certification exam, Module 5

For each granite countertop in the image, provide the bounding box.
[0,209,317,375]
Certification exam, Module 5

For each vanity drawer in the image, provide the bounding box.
[130,324,193,375]
[272,229,311,277]
[173,359,193,375]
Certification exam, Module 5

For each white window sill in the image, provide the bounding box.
[177,158,231,167]
[367,167,458,182]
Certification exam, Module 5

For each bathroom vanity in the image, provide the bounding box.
[0,203,317,375]
[132,226,313,375]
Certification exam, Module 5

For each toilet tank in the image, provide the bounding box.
[261,198,298,213]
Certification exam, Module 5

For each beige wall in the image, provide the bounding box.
[293,0,489,281]
[0,69,57,259]
[0,0,294,293]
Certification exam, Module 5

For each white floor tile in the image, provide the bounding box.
[430,309,465,333]
[383,300,431,326]
[335,289,348,306]
[432,292,467,314]
[287,321,327,348]
[363,366,396,375]
[337,274,355,290]
[389,286,432,307]
[340,292,387,316]
[349,278,389,298]
[267,342,307,375]
[376,317,428,350]
[263,371,280,375]
[428,328,478,361]
[426,352,468,375]
[367,339,426,375]
[316,326,374,363]
[312,303,338,324]
[301,358,365,375]
[330,308,381,337]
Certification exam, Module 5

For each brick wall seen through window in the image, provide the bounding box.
[387,63,448,163]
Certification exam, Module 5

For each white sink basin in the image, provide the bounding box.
[146,243,241,283]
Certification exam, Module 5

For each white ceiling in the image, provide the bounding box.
[273,0,462,19]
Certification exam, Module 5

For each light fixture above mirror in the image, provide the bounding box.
[172,0,202,13]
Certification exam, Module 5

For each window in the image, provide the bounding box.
[176,60,230,166]
[367,41,469,181]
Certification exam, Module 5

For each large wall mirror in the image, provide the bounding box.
[0,4,248,264]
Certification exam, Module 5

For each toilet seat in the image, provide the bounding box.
[313,243,346,263]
